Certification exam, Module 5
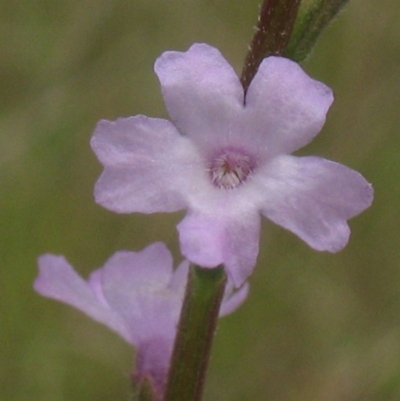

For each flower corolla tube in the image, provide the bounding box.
[91,44,373,287]
[34,242,247,397]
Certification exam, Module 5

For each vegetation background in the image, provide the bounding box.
[1,0,400,400]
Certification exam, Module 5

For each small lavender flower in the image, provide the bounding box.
[91,43,373,287]
[34,242,247,398]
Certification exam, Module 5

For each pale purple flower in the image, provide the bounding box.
[34,242,247,397]
[91,43,373,287]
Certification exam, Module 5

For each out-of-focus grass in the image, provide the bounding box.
[1,1,400,400]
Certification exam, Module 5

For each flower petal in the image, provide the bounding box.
[169,260,190,292]
[101,245,182,344]
[177,211,261,287]
[154,43,243,153]
[254,155,373,252]
[87,269,108,307]
[102,243,174,291]
[177,213,225,268]
[91,116,198,213]
[219,282,249,317]
[243,57,334,157]
[135,337,173,398]
[34,254,130,343]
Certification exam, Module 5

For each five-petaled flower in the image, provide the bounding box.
[34,242,247,398]
[91,43,373,287]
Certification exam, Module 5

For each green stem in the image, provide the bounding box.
[241,0,301,93]
[163,265,227,401]
[286,0,350,61]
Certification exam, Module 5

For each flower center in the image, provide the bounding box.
[209,148,254,189]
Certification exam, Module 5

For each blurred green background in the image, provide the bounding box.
[1,0,400,400]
